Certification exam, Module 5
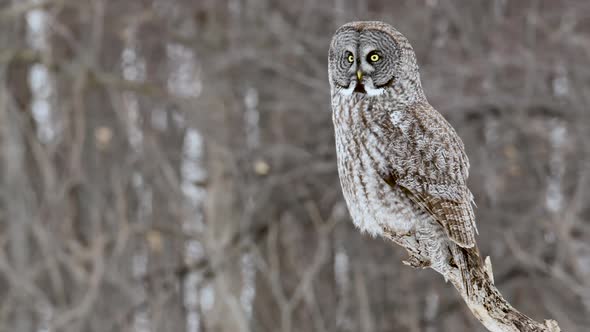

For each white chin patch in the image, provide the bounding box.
[338,81,384,97]
[365,86,385,96]
[340,83,355,96]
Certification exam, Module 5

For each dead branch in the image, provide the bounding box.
[383,227,561,332]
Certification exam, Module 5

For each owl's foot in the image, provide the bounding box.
[402,254,430,269]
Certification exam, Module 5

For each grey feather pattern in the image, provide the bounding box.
[329,21,481,294]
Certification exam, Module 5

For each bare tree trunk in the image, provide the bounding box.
[1,78,33,332]
[1,5,33,330]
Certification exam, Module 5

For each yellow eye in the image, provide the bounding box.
[347,54,354,63]
[369,53,380,62]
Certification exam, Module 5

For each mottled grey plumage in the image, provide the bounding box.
[329,21,480,292]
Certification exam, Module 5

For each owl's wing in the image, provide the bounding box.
[380,103,477,248]
[397,183,477,248]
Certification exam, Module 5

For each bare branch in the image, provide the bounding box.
[383,227,561,332]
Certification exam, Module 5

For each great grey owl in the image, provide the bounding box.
[329,21,481,292]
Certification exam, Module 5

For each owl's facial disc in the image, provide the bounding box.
[329,26,399,97]
[357,31,398,96]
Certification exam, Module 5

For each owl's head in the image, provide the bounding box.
[328,21,424,102]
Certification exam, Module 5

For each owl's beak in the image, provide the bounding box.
[354,70,366,94]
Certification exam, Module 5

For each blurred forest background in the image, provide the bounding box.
[0,0,589,331]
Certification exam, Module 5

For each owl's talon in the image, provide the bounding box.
[402,255,430,268]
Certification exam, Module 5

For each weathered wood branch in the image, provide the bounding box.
[382,227,561,332]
